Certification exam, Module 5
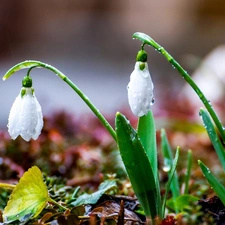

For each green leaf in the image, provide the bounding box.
[115,112,159,219]
[71,180,117,206]
[184,150,193,194]
[198,160,225,206]
[162,148,179,217]
[3,166,49,224]
[160,129,180,199]
[199,108,225,171]
[166,194,199,212]
[137,111,157,182]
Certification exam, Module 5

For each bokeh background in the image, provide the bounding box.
[1,0,225,129]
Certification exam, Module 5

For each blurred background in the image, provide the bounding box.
[1,0,225,129]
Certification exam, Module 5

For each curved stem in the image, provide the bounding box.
[27,66,37,77]
[48,197,68,211]
[3,61,116,141]
[133,32,225,143]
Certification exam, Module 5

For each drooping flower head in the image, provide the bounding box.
[8,75,43,141]
[127,49,154,117]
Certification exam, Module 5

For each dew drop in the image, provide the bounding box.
[163,158,171,172]
[150,97,155,105]
[162,165,171,172]
[157,47,162,53]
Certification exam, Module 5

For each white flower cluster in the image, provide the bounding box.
[8,88,43,142]
[127,61,154,117]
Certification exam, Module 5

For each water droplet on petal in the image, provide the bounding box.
[150,97,155,105]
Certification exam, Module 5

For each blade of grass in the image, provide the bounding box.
[160,129,180,199]
[199,108,225,171]
[184,150,193,194]
[198,160,225,206]
[132,32,225,143]
[115,112,159,220]
[162,147,179,218]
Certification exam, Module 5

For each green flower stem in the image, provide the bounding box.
[132,32,225,143]
[48,197,68,211]
[3,60,116,141]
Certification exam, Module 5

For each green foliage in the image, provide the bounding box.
[199,108,225,171]
[71,180,117,206]
[137,111,158,182]
[160,129,180,199]
[198,160,225,206]
[167,194,199,212]
[115,112,159,219]
[162,148,179,217]
[3,166,49,224]
[184,150,193,195]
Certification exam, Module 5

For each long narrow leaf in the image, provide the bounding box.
[184,150,193,194]
[137,111,162,217]
[160,129,180,199]
[198,160,225,206]
[137,111,157,181]
[199,108,225,171]
[162,147,179,217]
[115,112,159,219]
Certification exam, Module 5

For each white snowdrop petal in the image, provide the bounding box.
[8,94,22,140]
[20,93,38,141]
[127,62,154,117]
[32,97,43,140]
[7,87,43,141]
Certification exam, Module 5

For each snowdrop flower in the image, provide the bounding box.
[127,50,154,117]
[8,76,43,142]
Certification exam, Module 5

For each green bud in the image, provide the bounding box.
[136,49,147,62]
[22,76,32,88]
[139,62,145,70]
[21,88,26,97]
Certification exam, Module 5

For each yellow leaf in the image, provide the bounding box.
[3,166,49,223]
